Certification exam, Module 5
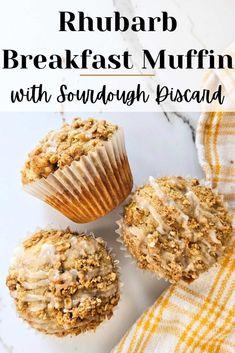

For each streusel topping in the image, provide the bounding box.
[6,229,119,336]
[21,118,118,184]
[121,176,233,283]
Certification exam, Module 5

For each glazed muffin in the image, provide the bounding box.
[120,176,233,283]
[21,118,133,223]
[6,229,120,336]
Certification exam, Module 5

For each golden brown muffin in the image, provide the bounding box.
[120,176,233,283]
[21,117,133,223]
[6,229,120,336]
[21,118,118,184]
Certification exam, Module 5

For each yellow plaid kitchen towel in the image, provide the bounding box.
[112,112,235,353]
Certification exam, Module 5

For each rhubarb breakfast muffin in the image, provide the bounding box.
[21,117,133,223]
[119,176,233,283]
[6,229,120,336]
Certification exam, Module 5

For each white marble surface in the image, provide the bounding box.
[0,112,204,353]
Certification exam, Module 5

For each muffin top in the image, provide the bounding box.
[121,176,233,283]
[6,229,119,336]
[21,118,118,184]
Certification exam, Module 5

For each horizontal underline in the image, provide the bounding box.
[80,73,155,77]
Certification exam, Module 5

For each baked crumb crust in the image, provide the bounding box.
[6,229,119,336]
[21,118,118,184]
[122,176,233,283]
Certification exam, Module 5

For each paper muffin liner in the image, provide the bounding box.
[7,225,122,336]
[23,128,133,223]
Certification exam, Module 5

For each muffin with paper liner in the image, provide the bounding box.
[6,229,120,336]
[21,117,133,223]
[118,176,233,283]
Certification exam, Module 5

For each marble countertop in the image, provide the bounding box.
[0,112,204,353]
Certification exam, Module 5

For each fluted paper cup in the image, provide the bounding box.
[23,128,133,223]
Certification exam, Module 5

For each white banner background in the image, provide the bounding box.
[0,0,235,112]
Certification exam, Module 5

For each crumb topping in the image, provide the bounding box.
[6,229,119,336]
[21,118,118,184]
[122,176,233,283]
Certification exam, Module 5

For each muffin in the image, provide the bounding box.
[6,229,120,336]
[119,176,233,283]
[21,118,133,223]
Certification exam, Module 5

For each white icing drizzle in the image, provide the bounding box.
[149,177,222,243]
[22,279,50,290]
[185,190,224,230]
[24,270,48,280]
[38,244,57,265]
[45,131,58,153]
[72,283,118,306]
[85,264,113,280]
[128,226,145,241]
[28,303,47,312]
[72,294,91,306]
[149,177,183,213]
[11,243,59,269]
[200,243,215,264]
[24,294,46,302]
[149,176,192,237]
[76,127,93,139]
[135,196,167,234]
[149,177,167,200]
[209,230,221,244]
[66,236,99,258]
[44,124,94,156]
[10,234,117,323]
[70,236,78,247]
